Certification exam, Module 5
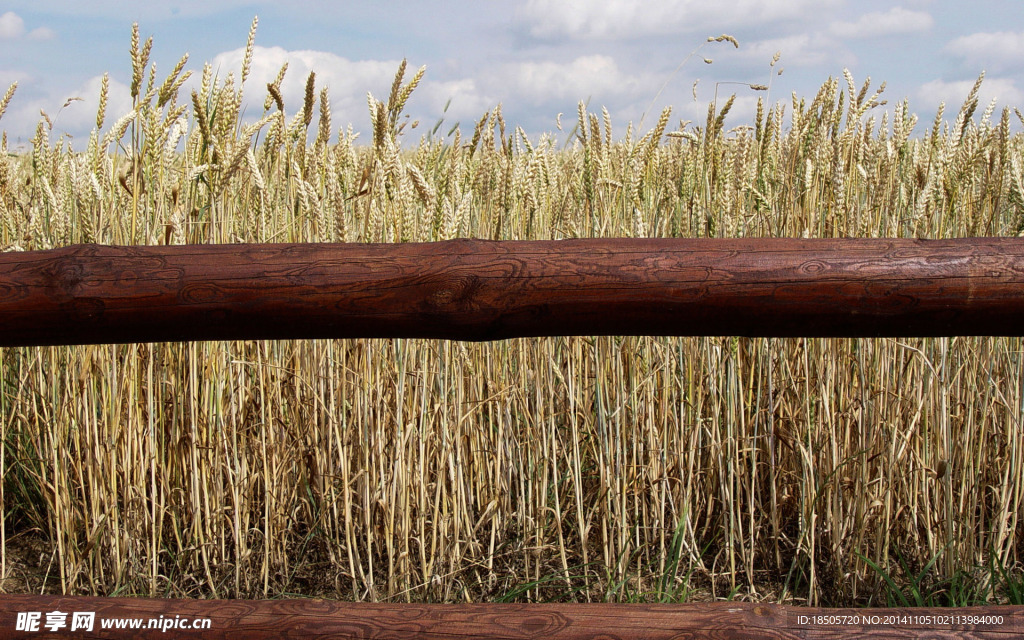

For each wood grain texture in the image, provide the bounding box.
[1,238,1024,346]
[0,596,1020,638]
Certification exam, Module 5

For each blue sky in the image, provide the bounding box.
[1,1,1022,148]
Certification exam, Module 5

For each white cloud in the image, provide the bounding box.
[208,45,403,129]
[916,77,1024,113]
[0,69,27,89]
[64,75,133,135]
[3,1,259,20]
[518,0,841,40]
[206,45,496,135]
[1,74,133,148]
[416,78,495,124]
[945,31,1024,73]
[0,43,491,146]
[0,12,55,40]
[830,8,933,39]
[27,27,55,40]
[499,55,647,104]
[739,34,841,68]
[0,12,25,39]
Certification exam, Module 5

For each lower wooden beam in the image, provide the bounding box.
[0,596,1019,638]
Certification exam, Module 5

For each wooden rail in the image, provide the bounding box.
[1,238,1024,346]
[0,596,1020,638]
[3,237,1023,637]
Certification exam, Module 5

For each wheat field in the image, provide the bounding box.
[0,21,1023,606]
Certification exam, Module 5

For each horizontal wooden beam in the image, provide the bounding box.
[1,238,1023,346]
[0,595,1019,638]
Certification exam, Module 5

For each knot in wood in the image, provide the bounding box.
[425,273,482,311]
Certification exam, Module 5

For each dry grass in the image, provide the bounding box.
[0,22,1023,606]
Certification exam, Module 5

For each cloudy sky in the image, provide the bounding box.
[0,1,1022,148]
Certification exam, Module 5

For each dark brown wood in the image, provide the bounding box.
[0,596,1019,638]
[2,238,1024,346]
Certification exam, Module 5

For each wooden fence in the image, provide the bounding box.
[1,237,1022,638]
[2,237,1024,346]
